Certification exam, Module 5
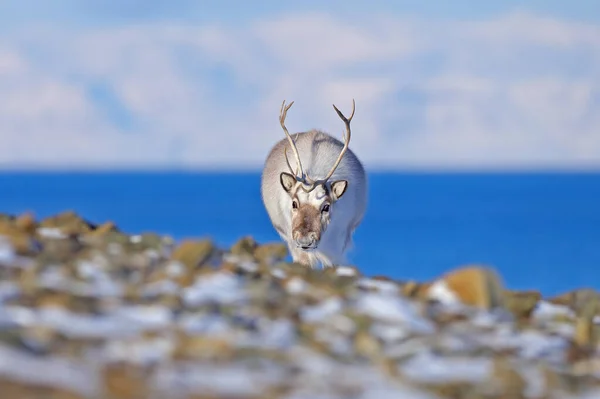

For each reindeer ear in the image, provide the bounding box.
[280,172,296,193]
[331,180,348,201]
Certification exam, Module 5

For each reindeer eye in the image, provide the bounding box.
[292,200,298,209]
[321,204,330,213]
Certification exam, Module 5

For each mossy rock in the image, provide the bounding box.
[171,239,215,269]
[230,235,259,257]
[254,242,288,265]
[503,289,542,320]
[550,288,600,317]
[39,210,95,235]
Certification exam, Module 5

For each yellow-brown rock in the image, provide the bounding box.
[102,363,149,399]
[0,378,85,399]
[39,210,93,235]
[170,239,214,269]
[254,242,288,265]
[401,281,431,300]
[487,357,526,397]
[14,211,37,234]
[550,288,600,317]
[87,221,118,237]
[503,289,542,320]
[0,222,32,255]
[428,265,505,310]
[231,235,258,257]
[354,330,382,360]
[173,334,234,361]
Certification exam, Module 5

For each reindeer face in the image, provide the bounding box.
[280,172,348,250]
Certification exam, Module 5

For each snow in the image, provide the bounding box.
[335,266,357,277]
[0,344,99,396]
[178,313,231,336]
[182,272,246,306]
[271,268,287,279]
[105,335,176,366]
[154,362,289,398]
[255,318,297,349]
[353,292,435,334]
[224,254,258,272]
[36,227,67,239]
[370,322,411,343]
[470,326,569,363]
[286,276,308,294]
[355,278,399,294]
[300,297,344,323]
[427,280,460,305]
[532,301,575,321]
[400,351,493,383]
[130,234,142,243]
[141,279,180,297]
[0,236,16,265]
[0,281,20,303]
[37,262,123,297]
[0,304,173,338]
[165,260,185,278]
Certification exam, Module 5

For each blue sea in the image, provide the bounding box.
[1,171,599,297]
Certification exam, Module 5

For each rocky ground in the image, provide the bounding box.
[0,211,599,399]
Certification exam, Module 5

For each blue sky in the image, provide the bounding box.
[0,1,599,170]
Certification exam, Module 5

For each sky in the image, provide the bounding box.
[0,1,599,171]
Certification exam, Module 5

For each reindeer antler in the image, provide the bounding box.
[280,100,305,180]
[279,99,355,193]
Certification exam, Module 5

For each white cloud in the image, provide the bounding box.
[0,10,599,170]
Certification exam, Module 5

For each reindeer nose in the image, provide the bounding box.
[295,233,318,250]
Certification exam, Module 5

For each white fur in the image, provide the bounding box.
[261,129,368,268]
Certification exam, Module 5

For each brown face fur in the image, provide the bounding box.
[291,201,323,243]
[280,172,348,250]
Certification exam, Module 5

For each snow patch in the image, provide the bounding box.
[427,280,460,305]
[183,272,246,306]
[353,292,434,334]
[400,351,492,383]
[36,227,67,239]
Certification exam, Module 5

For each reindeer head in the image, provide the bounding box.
[278,99,355,251]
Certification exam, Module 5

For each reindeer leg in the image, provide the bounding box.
[290,247,315,268]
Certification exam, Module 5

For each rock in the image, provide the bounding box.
[170,239,214,269]
[231,235,259,258]
[401,281,430,299]
[14,211,37,234]
[173,334,234,361]
[36,290,72,309]
[87,221,118,237]
[19,325,60,355]
[38,235,83,262]
[426,265,505,310]
[254,242,288,265]
[0,228,32,255]
[487,357,526,397]
[568,300,600,364]
[503,289,542,320]
[131,232,164,250]
[354,330,382,360]
[39,210,94,235]
[0,378,85,399]
[102,363,149,399]
[550,288,600,317]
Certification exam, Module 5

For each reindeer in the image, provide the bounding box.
[260,99,368,268]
